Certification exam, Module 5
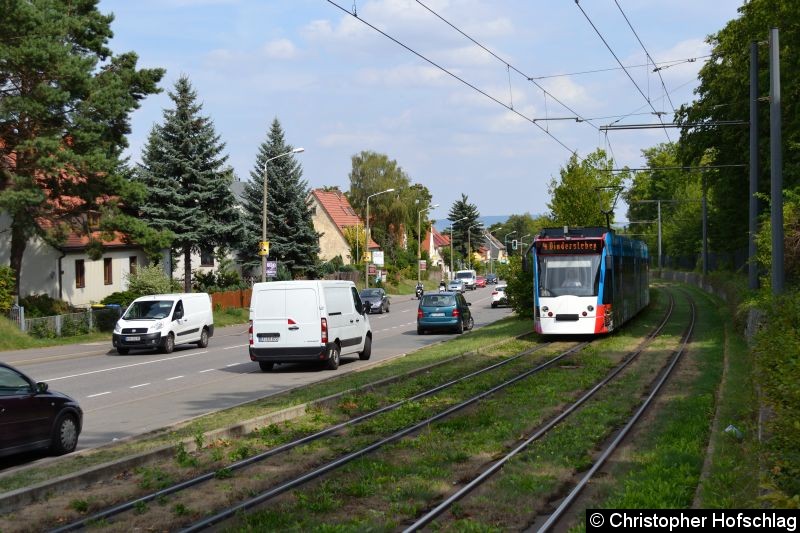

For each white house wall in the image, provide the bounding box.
[1,212,59,299]
[61,250,148,307]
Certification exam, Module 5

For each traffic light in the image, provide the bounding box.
[511,239,518,250]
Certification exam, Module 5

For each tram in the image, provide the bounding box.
[531,226,649,335]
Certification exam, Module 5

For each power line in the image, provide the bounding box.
[609,77,697,127]
[601,120,747,130]
[325,0,579,156]
[603,164,746,172]
[613,0,676,113]
[528,55,710,80]
[574,0,671,142]
[414,0,601,132]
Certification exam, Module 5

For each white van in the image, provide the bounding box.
[455,269,477,290]
[248,280,372,371]
[112,293,214,355]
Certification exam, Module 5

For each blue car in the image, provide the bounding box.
[417,291,473,334]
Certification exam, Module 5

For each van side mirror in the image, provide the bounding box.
[174,309,184,320]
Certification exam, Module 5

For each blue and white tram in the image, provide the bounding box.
[532,227,649,335]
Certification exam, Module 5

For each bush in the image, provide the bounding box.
[0,266,14,314]
[127,265,181,295]
[101,290,139,308]
[19,293,73,318]
[496,256,532,319]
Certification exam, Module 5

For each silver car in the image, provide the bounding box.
[447,279,466,293]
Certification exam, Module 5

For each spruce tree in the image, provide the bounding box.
[0,0,167,298]
[448,194,481,260]
[237,119,319,279]
[135,76,243,291]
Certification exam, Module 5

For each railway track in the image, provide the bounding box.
[38,289,685,532]
[49,337,569,532]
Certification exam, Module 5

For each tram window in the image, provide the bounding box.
[538,256,601,297]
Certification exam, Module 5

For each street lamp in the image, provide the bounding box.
[365,188,395,288]
[467,223,483,269]
[519,233,531,255]
[449,216,468,278]
[417,203,439,284]
[262,147,304,282]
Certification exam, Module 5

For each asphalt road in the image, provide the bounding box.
[1,286,513,457]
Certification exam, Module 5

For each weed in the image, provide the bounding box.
[175,442,197,468]
[133,500,148,514]
[136,466,174,490]
[215,467,233,479]
[229,443,252,461]
[173,503,190,516]
[210,448,224,462]
[194,431,205,450]
[69,499,89,513]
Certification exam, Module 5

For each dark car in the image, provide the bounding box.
[359,288,390,314]
[417,291,473,334]
[0,362,83,458]
[485,273,498,284]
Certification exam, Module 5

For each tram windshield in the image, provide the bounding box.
[537,255,601,297]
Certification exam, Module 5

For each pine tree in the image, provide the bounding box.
[135,76,243,292]
[0,0,167,298]
[448,194,481,261]
[237,119,319,279]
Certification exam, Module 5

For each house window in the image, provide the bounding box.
[129,256,137,275]
[104,258,113,285]
[200,247,214,267]
[87,212,101,230]
[75,260,85,289]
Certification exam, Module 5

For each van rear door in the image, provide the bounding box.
[251,286,321,349]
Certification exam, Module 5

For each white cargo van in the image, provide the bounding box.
[248,280,372,371]
[112,293,214,355]
[455,269,477,290]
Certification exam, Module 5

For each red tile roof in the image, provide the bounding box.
[311,189,379,249]
[422,226,449,254]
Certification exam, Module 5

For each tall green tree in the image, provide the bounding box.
[547,149,626,228]
[0,0,167,297]
[136,76,243,292]
[346,150,409,262]
[237,118,318,278]
[676,0,800,256]
[447,194,481,264]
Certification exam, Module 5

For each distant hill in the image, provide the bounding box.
[434,216,508,232]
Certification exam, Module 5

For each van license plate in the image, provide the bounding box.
[125,336,140,342]
[431,312,445,317]
[258,333,279,342]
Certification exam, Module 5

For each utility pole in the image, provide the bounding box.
[769,28,784,295]
[749,40,759,290]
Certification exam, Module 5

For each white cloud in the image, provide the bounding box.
[262,38,298,59]
[357,64,449,87]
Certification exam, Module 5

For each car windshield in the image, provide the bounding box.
[448,280,461,286]
[422,294,456,307]
[360,289,382,298]
[123,300,174,320]
[455,272,473,279]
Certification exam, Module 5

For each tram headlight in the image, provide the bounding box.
[541,306,549,312]
[587,305,594,312]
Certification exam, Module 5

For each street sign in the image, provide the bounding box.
[265,260,277,278]
[372,251,384,266]
[258,241,270,256]
[368,264,376,275]
[419,259,427,271]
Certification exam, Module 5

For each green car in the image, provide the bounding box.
[417,291,474,334]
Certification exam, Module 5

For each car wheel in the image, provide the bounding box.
[160,333,175,354]
[417,326,424,335]
[491,302,497,308]
[386,303,390,313]
[116,347,129,355]
[196,328,209,348]
[467,317,474,330]
[378,305,384,314]
[326,344,340,370]
[359,335,372,360]
[456,319,464,334]
[51,414,79,455]
[259,361,274,372]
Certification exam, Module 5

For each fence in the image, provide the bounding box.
[19,308,121,339]
[210,288,252,310]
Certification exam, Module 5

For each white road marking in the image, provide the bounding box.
[199,369,215,373]
[223,344,248,350]
[166,375,184,381]
[225,363,241,367]
[44,351,209,382]
[88,391,111,398]
[130,383,150,389]
[401,309,411,313]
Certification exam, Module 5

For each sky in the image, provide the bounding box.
[99,0,744,223]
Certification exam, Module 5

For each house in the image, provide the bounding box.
[422,225,450,271]
[308,189,377,264]
[483,232,508,270]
